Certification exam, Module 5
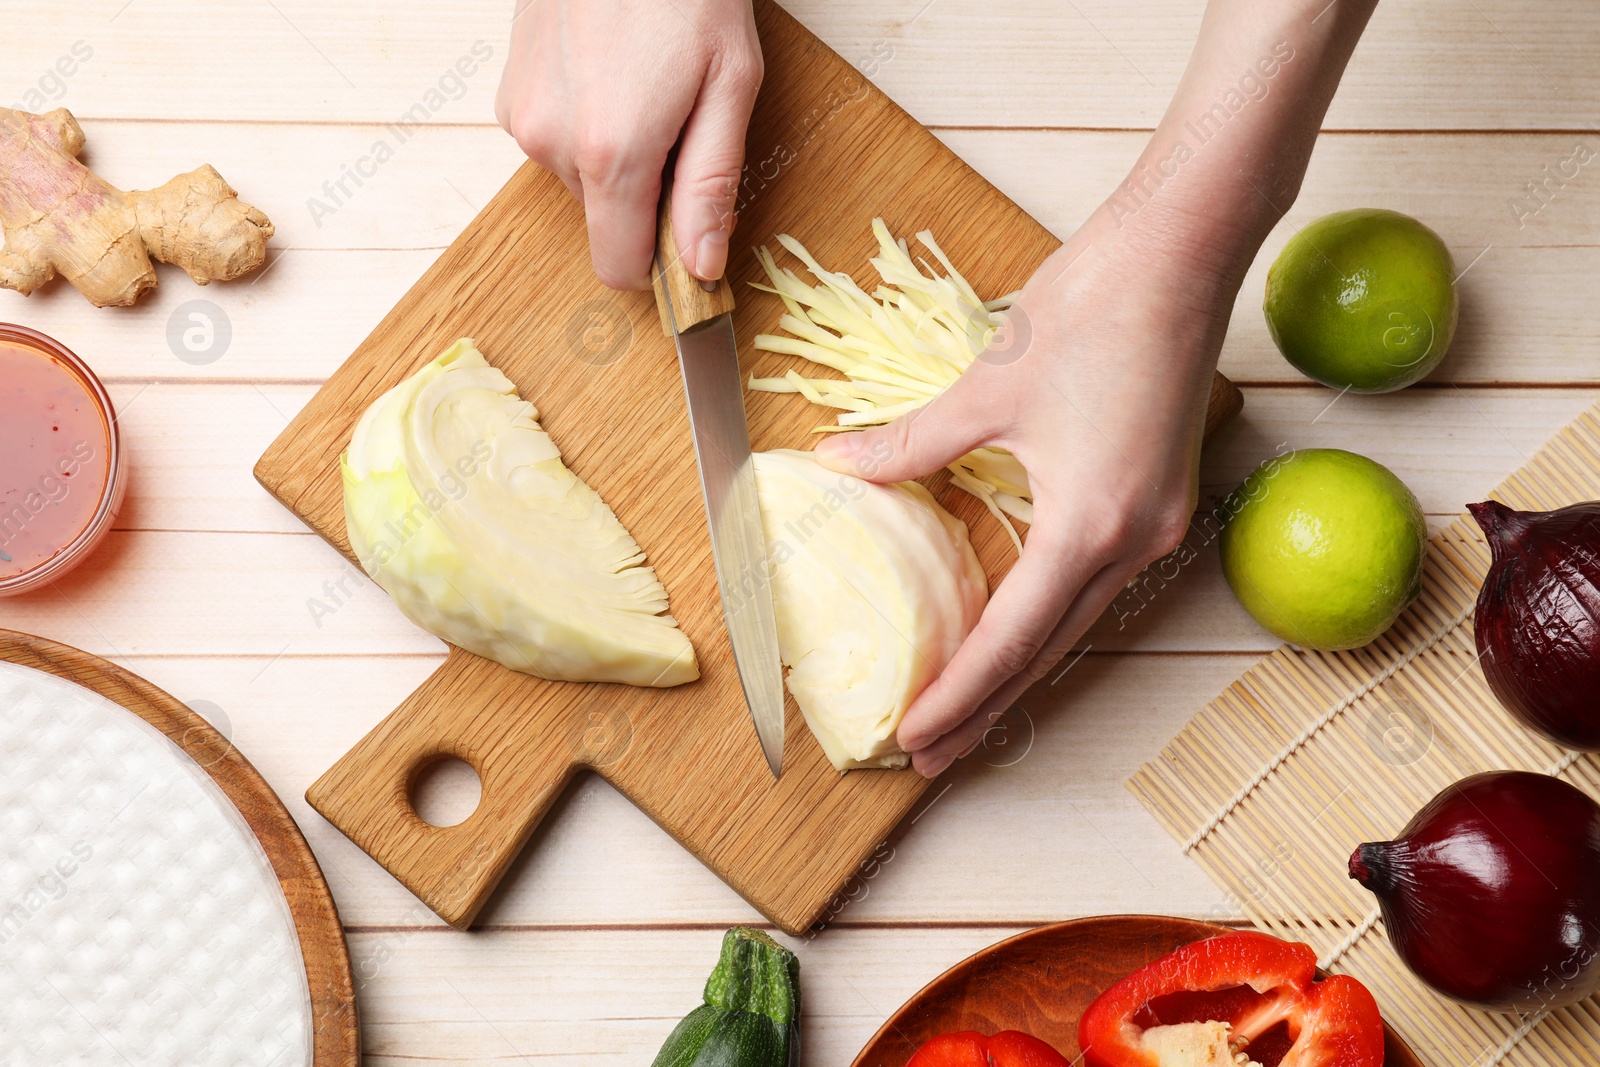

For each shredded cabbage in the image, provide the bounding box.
[749,220,1032,550]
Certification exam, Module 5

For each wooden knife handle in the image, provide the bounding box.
[651,177,736,337]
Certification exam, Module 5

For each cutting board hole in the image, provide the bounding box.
[409,757,482,828]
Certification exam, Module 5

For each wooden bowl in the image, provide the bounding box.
[1,629,359,1065]
[850,915,1425,1067]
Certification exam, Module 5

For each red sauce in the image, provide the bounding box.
[0,341,112,579]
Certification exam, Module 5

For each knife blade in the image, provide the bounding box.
[651,195,785,779]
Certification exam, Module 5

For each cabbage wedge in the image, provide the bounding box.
[752,449,987,769]
[341,338,698,687]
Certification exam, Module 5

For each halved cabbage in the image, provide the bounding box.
[752,449,987,769]
[341,338,698,687]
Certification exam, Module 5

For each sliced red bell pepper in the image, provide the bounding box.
[907,1029,1072,1067]
[1077,931,1385,1067]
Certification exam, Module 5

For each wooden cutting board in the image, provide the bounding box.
[254,0,1242,935]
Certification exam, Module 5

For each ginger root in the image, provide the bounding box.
[0,107,274,308]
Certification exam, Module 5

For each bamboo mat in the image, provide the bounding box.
[1130,402,1600,1067]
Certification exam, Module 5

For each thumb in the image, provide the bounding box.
[814,382,994,484]
[671,61,761,281]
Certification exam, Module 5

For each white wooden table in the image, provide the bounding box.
[5,2,1597,1062]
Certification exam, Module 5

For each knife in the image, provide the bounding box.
[650,186,785,779]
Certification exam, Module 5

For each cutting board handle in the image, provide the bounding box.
[305,651,583,928]
[651,176,736,337]
[1204,370,1243,439]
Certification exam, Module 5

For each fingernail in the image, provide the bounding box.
[816,433,861,459]
[920,753,955,778]
[693,228,729,281]
[959,737,982,758]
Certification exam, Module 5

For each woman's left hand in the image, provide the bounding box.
[813,0,1382,776]
[814,203,1236,777]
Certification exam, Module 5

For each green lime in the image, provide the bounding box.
[1220,448,1426,651]
[1264,208,1458,393]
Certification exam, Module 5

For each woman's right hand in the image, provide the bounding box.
[495,0,763,290]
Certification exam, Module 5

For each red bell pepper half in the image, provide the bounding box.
[907,1029,1072,1067]
[1077,931,1385,1067]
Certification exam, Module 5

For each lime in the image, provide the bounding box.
[1220,448,1426,651]
[1264,208,1458,393]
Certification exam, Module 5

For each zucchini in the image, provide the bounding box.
[651,927,800,1067]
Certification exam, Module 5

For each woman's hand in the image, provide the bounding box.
[816,0,1380,777]
[814,206,1232,777]
[495,0,762,289]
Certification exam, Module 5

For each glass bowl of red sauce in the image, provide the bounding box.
[0,325,127,596]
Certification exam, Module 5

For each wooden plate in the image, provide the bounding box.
[850,915,1426,1067]
[0,628,359,1065]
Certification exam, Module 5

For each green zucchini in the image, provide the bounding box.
[651,927,800,1067]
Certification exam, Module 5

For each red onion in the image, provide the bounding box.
[1469,499,1600,750]
[1349,770,1600,1012]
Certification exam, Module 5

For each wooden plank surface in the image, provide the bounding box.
[96,384,1600,539]
[4,385,1582,662]
[9,0,1599,129]
[3,125,1596,385]
[1,0,1595,1061]
[104,649,1244,926]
